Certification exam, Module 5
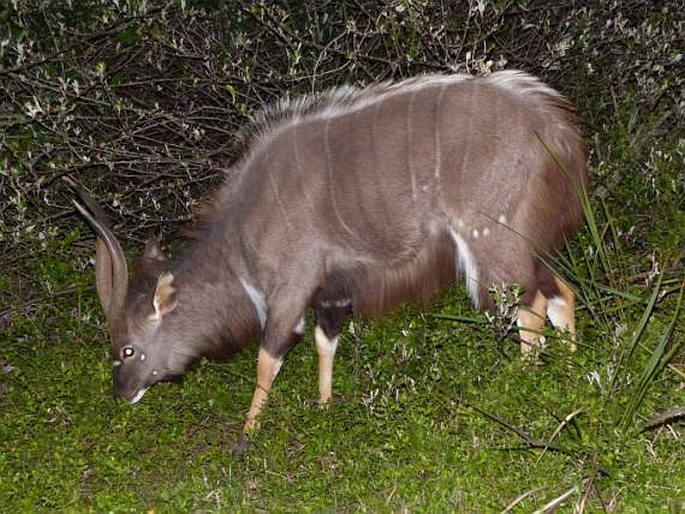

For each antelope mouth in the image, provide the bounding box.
[128,387,150,404]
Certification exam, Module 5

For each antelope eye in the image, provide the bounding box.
[122,346,135,359]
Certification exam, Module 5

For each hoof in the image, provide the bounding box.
[231,433,254,456]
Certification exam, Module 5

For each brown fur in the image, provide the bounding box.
[75,71,588,442]
[315,230,457,318]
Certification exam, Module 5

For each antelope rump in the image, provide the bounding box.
[71,70,588,453]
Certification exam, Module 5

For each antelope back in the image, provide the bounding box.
[225,71,587,311]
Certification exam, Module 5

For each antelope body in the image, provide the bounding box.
[72,71,588,452]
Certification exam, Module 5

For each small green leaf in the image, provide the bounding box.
[115,26,139,45]
[109,71,125,87]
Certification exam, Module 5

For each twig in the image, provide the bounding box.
[642,406,685,432]
[532,485,578,514]
[0,7,164,77]
[466,402,574,456]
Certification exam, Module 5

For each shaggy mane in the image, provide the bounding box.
[187,81,394,239]
[239,83,381,150]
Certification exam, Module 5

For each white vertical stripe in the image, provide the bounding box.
[324,117,357,239]
[434,84,447,182]
[449,229,480,308]
[406,88,418,201]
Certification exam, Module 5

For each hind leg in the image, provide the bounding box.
[314,300,352,404]
[545,276,577,351]
[517,288,548,358]
[315,326,339,404]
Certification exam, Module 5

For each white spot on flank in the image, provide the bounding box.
[240,278,268,328]
[450,230,480,308]
[483,227,490,237]
[498,214,507,224]
[129,387,149,404]
[152,370,159,376]
[140,353,146,362]
[472,229,479,239]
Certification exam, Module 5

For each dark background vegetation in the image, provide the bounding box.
[1,1,682,264]
[1,1,683,511]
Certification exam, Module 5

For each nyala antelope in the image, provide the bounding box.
[71,71,588,453]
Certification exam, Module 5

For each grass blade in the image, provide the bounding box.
[609,272,664,396]
[618,283,683,431]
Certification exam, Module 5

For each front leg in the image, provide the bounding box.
[243,346,286,434]
[233,341,299,456]
[233,288,311,455]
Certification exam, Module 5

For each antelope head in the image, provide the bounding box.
[70,182,181,403]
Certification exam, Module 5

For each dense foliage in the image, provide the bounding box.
[1,1,682,258]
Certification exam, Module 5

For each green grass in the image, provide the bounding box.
[2,54,683,514]
[2,119,683,510]
[1,234,683,512]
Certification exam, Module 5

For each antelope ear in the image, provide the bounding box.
[152,271,178,319]
[143,238,165,261]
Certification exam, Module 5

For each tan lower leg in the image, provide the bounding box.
[315,325,339,404]
[547,277,577,351]
[242,347,283,435]
[517,289,548,358]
